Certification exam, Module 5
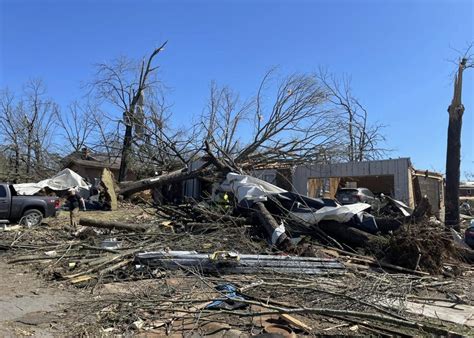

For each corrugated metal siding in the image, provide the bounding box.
[293,158,412,203]
[183,160,205,199]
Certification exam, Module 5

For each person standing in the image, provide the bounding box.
[67,188,85,230]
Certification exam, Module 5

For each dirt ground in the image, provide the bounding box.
[0,258,85,337]
[0,210,109,337]
[1,207,473,336]
[0,207,146,336]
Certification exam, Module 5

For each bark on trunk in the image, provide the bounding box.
[317,221,376,247]
[26,133,32,176]
[445,59,467,231]
[254,201,291,249]
[79,218,150,232]
[445,115,462,229]
[118,122,133,182]
[118,165,210,197]
[14,147,19,182]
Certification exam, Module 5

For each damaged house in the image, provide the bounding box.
[61,148,135,184]
[294,158,444,218]
[185,157,444,218]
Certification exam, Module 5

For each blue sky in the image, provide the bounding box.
[1,0,473,176]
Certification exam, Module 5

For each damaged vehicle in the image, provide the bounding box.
[335,187,380,210]
[0,183,60,227]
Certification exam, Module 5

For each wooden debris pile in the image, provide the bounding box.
[1,151,474,336]
[65,266,473,336]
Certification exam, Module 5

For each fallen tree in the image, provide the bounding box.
[79,218,151,233]
[317,221,377,248]
[118,164,211,197]
[254,201,291,249]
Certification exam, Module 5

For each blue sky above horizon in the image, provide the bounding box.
[1,0,473,177]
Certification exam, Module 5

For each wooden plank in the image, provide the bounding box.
[280,313,313,333]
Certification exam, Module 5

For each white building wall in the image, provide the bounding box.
[293,158,412,204]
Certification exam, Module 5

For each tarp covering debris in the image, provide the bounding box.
[293,203,372,224]
[220,172,375,229]
[13,169,91,196]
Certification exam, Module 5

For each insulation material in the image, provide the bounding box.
[219,173,287,203]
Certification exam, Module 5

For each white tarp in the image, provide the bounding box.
[220,172,372,225]
[219,173,287,203]
[13,169,91,196]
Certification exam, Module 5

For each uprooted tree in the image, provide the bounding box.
[445,47,473,230]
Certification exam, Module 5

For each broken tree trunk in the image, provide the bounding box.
[101,168,117,211]
[79,218,150,232]
[254,201,291,249]
[445,58,467,231]
[118,121,133,182]
[317,221,376,247]
[118,164,210,197]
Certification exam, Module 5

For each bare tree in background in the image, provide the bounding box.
[90,111,122,161]
[20,80,57,178]
[202,82,253,158]
[317,70,387,162]
[236,71,341,167]
[55,101,98,153]
[445,46,473,230]
[0,89,22,180]
[93,42,167,181]
[0,80,57,181]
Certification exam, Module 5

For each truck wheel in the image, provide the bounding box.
[20,209,43,227]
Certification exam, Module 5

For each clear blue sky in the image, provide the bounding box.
[1,0,473,176]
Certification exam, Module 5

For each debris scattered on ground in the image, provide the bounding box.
[1,162,473,336]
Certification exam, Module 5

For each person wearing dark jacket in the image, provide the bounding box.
[67,188,85,229]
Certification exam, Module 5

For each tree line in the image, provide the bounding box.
[0,43,387,183]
